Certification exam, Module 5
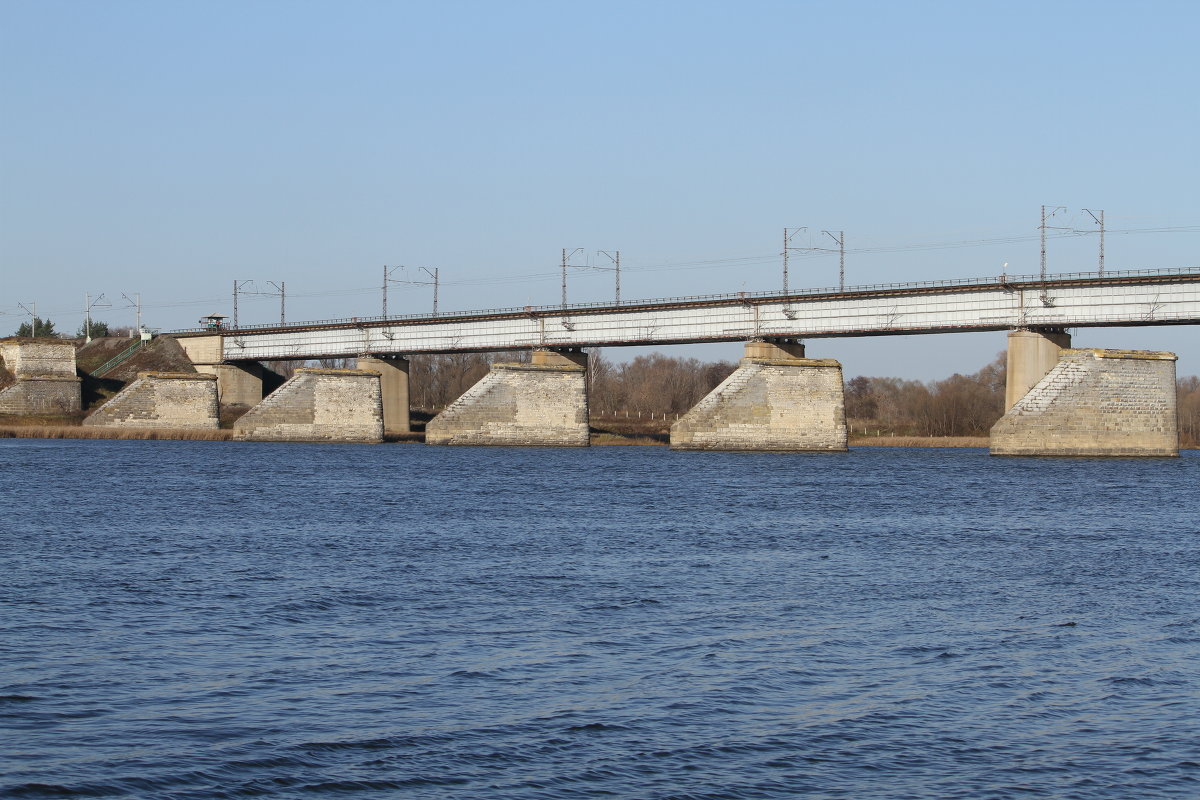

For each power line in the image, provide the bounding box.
[561,248,584,309]
[595,250,621,305]
[822,230,845,291]
[10,223,1196,322]
[782,227,806,299]
[1082,209,1105,275]
[384,265,440,316]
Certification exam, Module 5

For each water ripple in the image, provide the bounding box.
[1,441,1197,798]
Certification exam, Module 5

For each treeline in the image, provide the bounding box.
[411,351,739,417]
[1180,376,1200,447]
[274,351,738,417]
[589,352,737,417]
[846,354,1007,436]
[267,352,530,411]
[11,317,138,339]
[410,352,526,411]
[271,350,1200,445]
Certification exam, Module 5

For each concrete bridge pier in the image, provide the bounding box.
[425,347,590,447]
[670,338,847,452]
[200,362,263,406]
[174,335,264,407]
[357,355,410,435]
[1005,328,1072,410]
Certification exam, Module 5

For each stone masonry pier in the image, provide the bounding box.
[670,340,847,452]
[0,339,81,415]
[425,349,589,447]
[991,349,1178,457]
[84,372,219,429]
[234,368,383,443]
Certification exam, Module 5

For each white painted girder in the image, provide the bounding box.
[218,274,1200,361]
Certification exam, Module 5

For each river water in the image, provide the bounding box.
[1,440,1197,799]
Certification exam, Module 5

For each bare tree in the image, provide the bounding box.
[845,352,1007,436]
[1179,376,1200,447]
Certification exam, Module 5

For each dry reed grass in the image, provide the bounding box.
[1,424,1188,450]
[850,435,990,448]
[590,432,665,446]
[0,414,86,427]
[0,425,235,441]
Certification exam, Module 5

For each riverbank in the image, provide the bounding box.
[0,424,235,441]
[848,435,990,448]
[1,420,1190,449]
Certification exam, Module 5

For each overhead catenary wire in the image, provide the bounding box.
[7,224,1198,321]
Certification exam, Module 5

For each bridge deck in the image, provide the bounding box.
[174,268,1200,361]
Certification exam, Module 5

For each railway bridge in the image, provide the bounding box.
[84,267,1200,455]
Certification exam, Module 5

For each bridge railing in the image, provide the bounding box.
[165,266,1200,335]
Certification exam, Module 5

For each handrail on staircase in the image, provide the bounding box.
[92,338,145,377]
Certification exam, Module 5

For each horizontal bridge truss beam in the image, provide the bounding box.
[177,270,1200,361]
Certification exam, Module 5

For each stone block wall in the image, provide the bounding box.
[990,348,1178,457]
[426,362,589,447]
[83,372,219,429]
[0,340,78,378]
[0,339,81,414]
[234,368,383,443]
[0,377,82,414]
[670,357,847,451]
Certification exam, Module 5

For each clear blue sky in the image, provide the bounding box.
[2,0,1197,378]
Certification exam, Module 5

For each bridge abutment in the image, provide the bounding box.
[357,355,410,435]
[670,339,847,452]
[425,348,589,447]
[991,349,1178,457]
[0,339,82,416]
[84,372,219,429]
[233,368,384,442]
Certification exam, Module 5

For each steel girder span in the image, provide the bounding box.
[194,270,1200,361]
